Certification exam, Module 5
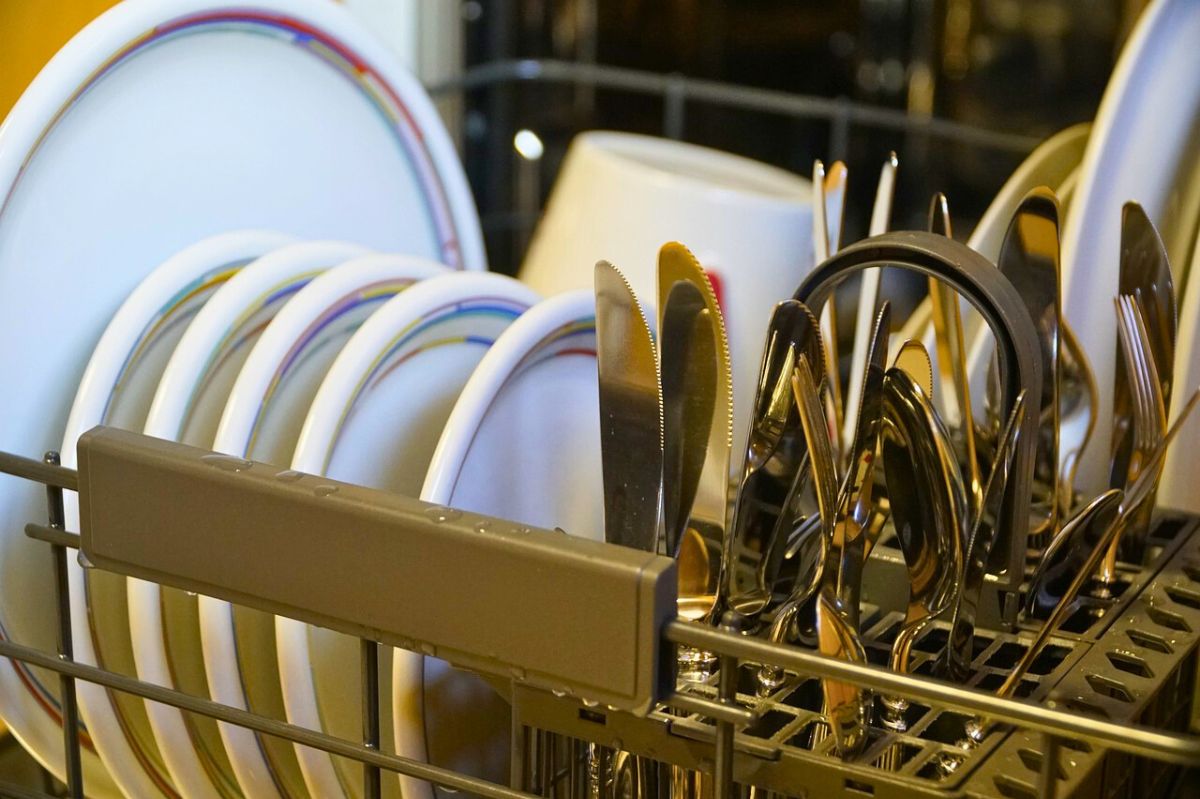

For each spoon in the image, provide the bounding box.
[942,392,1026,682]
[793,355,870,758]
[725,301,824,621]
[757,304,887,694]
[879,368,967,725]
[996,188,1062,544]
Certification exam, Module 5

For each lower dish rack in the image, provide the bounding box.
[1,426,1199,799]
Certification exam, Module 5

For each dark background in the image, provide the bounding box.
[455,0,1136,273]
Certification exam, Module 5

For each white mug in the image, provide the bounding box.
[520,130,814,453]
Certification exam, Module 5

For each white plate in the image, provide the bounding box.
[287,272,539,799]
[417,290,601,798]
[1060,0,1200,491]
[56,231,291,797]
[135,240,368,798]
[0,0,483,776]
[208,254,446,798]
[1160,214,1200,514]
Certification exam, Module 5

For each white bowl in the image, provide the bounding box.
[519,131,813,456]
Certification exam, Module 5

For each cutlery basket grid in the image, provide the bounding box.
[970,520,1200,799]
[863,512,1198,645]
[516,513,1200,799]
[512,616,1090,797]
[4,430,1200,799]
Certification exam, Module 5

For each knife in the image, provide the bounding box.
[657,242,732,593]
[927,192,983,518]
[658,279,717,561]
[595,260,663,553]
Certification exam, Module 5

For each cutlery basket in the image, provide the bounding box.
[514,512,1200,799]
[3,428,1199,799]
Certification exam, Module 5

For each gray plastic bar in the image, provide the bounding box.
[77,427,676,714]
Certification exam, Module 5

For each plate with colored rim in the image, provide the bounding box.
[209,253,447,798]
[0,0,483,778]
[416,290,602,798]
[57,230,293,798]
[135,240,369,799]
[287,272,539,799]
[1061,0,1200,492]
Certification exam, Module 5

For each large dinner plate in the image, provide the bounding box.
[287,272,539,798]
[208,254,446,798]
[57,230,292,798]
[1060,0,1200,491]
[0,0,484,780]
[135,241,367,798]
[417,290,602,799]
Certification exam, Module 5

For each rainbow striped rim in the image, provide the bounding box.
[245,278,415,453]
[325,297,529,474]
[3,9,463,266]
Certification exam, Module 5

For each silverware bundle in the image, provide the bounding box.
[592,159,1200,782]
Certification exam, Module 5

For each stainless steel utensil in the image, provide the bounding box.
[725,301,823,620]
[659,279,716,559]
[1110,203,1175,502]
[757,304,887,695]
[942,392,1026,681]
[595,260,663,554]
[659,279,722,643]
[892,339,934,400]
[995,187,1062,542]
[1098,296,1168,587]
[657,242,732,624]
[844,153,898,450]
[879,367,966,681]
[927,193,983,517]
[793,354,870,758]
[813,160,848,453]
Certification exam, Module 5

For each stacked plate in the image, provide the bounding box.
[7,0,1200,795]
[0,1,606,797]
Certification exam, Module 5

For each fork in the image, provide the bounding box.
[1097,295,1166,587]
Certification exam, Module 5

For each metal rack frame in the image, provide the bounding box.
[0,430,1198,799]
[0,59,1189,799]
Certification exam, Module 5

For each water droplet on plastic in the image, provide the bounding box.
[424,506,462,523]
[551,688,569,698]
[313,484,339,497]
[474,521,493,533]
[512,526,533,535]
[201,454,252,472]
[581,698,599,708]
[419,642,436,656]
[610,738,623,750]
[441,787,459,794]
[508,667,526,680]
[275,469,304,483]
[397,639,415,651]
[186,591,198,598]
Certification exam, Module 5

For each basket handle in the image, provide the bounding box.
[794,230,1042,608]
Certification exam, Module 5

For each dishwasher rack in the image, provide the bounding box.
[0,59,1190,799]
[0,428,1198,799]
